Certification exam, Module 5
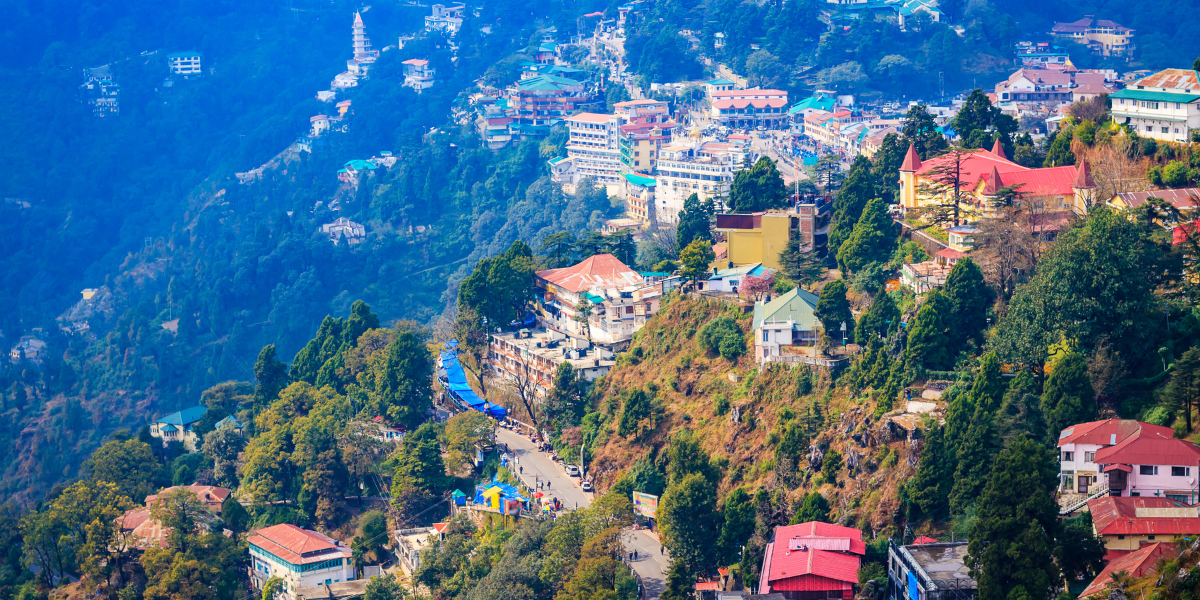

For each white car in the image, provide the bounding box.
[564,464,580,477]
[582,480,593,492]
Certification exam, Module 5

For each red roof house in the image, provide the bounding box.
[247,523,352,565]
[535,254,644,294]
[1079,543,1175,598]
[1094,427,1200,499]
[759,521,865,598]
[1087,496,1200,552]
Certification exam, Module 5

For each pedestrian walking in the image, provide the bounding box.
[634,550,638,560]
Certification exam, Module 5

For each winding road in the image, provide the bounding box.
[495,427,668,599]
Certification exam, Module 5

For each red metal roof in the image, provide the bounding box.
[912,535,939,545]
[536,254,644,293]
[694,582,720,591]
[900,144,921,172]
[1080,543,1175,598]
[762,521,865,591]
[765,544,860,585]
[1088,497,1200,536]
[1058,419,1170,448]
[247,523,351,565]
[1094,429,1200,466]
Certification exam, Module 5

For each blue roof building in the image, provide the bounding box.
[150,406,207,452]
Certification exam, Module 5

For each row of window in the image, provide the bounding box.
[1118,99,1188,110]
[250,546,348,574]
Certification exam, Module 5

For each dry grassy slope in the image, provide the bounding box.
[588,296,919,531]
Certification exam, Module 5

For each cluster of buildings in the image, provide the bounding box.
[9,334,47,365]
[147,406,242,452]
[79,65,120,117]
[1051,16,1135,59]
[473,63,598,150]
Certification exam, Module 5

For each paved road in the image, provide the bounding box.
[495,427,668,598]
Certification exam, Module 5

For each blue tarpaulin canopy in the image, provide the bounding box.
[484,402,507,417]
[443,341,508,418]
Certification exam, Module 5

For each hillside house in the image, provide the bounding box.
[716,194,833,268]
[700,263,773,294]
[1057,419,1173,496]
[150,406,207,451]
[1087,496,1200,552]
[759,521,865,598]
[425,3,465,35]
[119,485,230,549]
[1095,426,1200,500]
[248,524,355,600]
[9,336,47,364]
[167,53,202,76]
[402,59,435,91]
[621,173,656,227]
[752,287,821,364]
[321,218,366,245]
[311,115,330,137]
[1080,542,1174,598]
[395,523,447,575]
[487,329,615,398]
[1051,17,1135,58]
[1109,68,1200,143]
[533,254,662,347]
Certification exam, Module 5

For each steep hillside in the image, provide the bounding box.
[586,295,919,532]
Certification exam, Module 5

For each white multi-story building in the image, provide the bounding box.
[654,141,743,223]
[533,253,663,348]
[167,53,202,76]
[560,112,623,185]
[248,524,355,600]
[1110,68,1200,143]
[710,88,789,129]
[425,3,465,35]
[402,59,435,91]
[487,329,615,398]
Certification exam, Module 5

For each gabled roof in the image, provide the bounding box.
[912,535,939,545]
[1094,428,1200,466]
[919,147,1077,196]
[248,524,350,565]
[536,254,644,293]
[146,485,231,508]
[753,287,820,332]
[1088,497,1200,537]
[1129,68,1200,92]
[900,144,921,171]
[1112,188,1200,210]
[706,78,736,85]
[1057,419,1171,448]
[1074,161,1095,188]
[156,406,207,426]
[990,138,1006,161]
[1079,543,1175,598]
[762,521,864,587]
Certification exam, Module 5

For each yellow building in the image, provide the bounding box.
[1052,17,1135,59]
[714,196,831,270]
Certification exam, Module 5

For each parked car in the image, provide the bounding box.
[582,480,593,492]
[564,464,580,477]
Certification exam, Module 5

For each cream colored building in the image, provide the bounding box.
[1109,69,1200,143]
[1051,17,1134,58]
[654,141,743,223]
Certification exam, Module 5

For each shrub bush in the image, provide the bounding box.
[698,315,745,360]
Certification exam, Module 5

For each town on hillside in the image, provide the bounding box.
[8,2,1200,600]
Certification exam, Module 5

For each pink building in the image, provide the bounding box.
[1057,419,1172,495]
[1095,426,1200,501]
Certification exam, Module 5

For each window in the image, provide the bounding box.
[1140,465,1159,475]
[1163,127,1170,134]
[1062,451,1074,462]
[1173,466,1190,477]
[1149,536,1157,541]
[1117,535,1126,540]
[1147,125,1154,132]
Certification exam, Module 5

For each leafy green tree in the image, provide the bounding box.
[967,437,1060,600]
[442,412,495,473]
[856,291,899,344]
[871,133,908,204]
[676,193,716,250]
[778,231,828,289]
[627,455,667,497]
[949,405,997,516]
[203,424,247,489]
[617,387,652,437]
[391,423,448,497]
[453,306,490,394]
[821,449,842,484]
[790,491,831,524]
[1058,513,1106,585]
[952,89,1000,149]
[718,487,755,564]
[679,239,716,286]
[220,495,249,534]
[901,104,949,159]
[1043,129,1075,167]
[1040,351,1095,438]
[605,84,632,112]
[544,362,585,430]
[661,559,696,600]
[904,291,953,371]
[538,231,578,269]
[665,429,717,486]
[85,438,160,503]
[253,345,290,416]
[828,156,877,257]
[993,207,1174,372]
[150,488,212,553]
[698,316,744,360]
[659,473,720,573]
[364,322,434,430]
[1167,346,1200,433]
[730,157,787,212]
[261,577,286,600]
[815,280,853,342]
[908,426,952,519]
[836,197,895,274]
[458,241,537,327]
[941,259,991,352]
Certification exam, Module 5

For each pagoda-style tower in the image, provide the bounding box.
[352,12,376,60]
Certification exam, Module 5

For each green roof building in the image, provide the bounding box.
[751,287,821,363]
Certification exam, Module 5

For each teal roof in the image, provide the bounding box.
[518,79,568,91]
[898,0,945,17]
[639,271,670,277]
[1110,89,1200,104]
[522,73,580,86]
[548,156,568,165]
[789,93,837,114]
[710,263,767,280]
[160,424,178,432]
[546,65,585,74]
[344,159,378,171]
[217,415,243,430]
[156,406,207,427]
[583,292,606,304]
[706,78,735,85]
[752,287,820,331]
[623,172,656,187]
[538,42,557,52]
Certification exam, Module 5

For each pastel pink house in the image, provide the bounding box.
[1057,419,1172,495]
[1095,426,1200,502]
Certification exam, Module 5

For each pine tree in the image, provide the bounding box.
[941,259,991,353]
[253,345,290,416]
[909,426,952,519]
[968,352,1006,414]
[677,193,715,250]
[995,372,1045,447]
[836,197,895,274]
[949,405,997,515]
[815,280,853,342]
[828,156,876,257]
[904,291,953,371]
[967,437,1060,600]
[856,291,899,344]
[1040,351,1095,438]
[943,386,977,452]
[778,230,828,289]
[1167,346,1200,433]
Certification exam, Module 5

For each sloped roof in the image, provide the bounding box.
[1094,428,1200,466]
[536,254,644,293]
[1080,543,1175,598]
[900,144,921,171]
[764,545,860,585]
[711,88,787,99]
[623,172,656,187]
[918,147,1078,197]
[156,406,207,426]
[1110,89,1200,103]
[146,485,231,509]
[1057,419,1170,448]
[1130,68,1200,92]
[248,524,350,565]
[710,263,768,280]
[1088,497,1200,536]
[753,287,820,332]
[912,535,939,545]
[706,78,736,85]
[790,94,837,114]
[568,112,616,124]
[402,58,430,66]
[1112,188,1200,210]
[713,98,789,110]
